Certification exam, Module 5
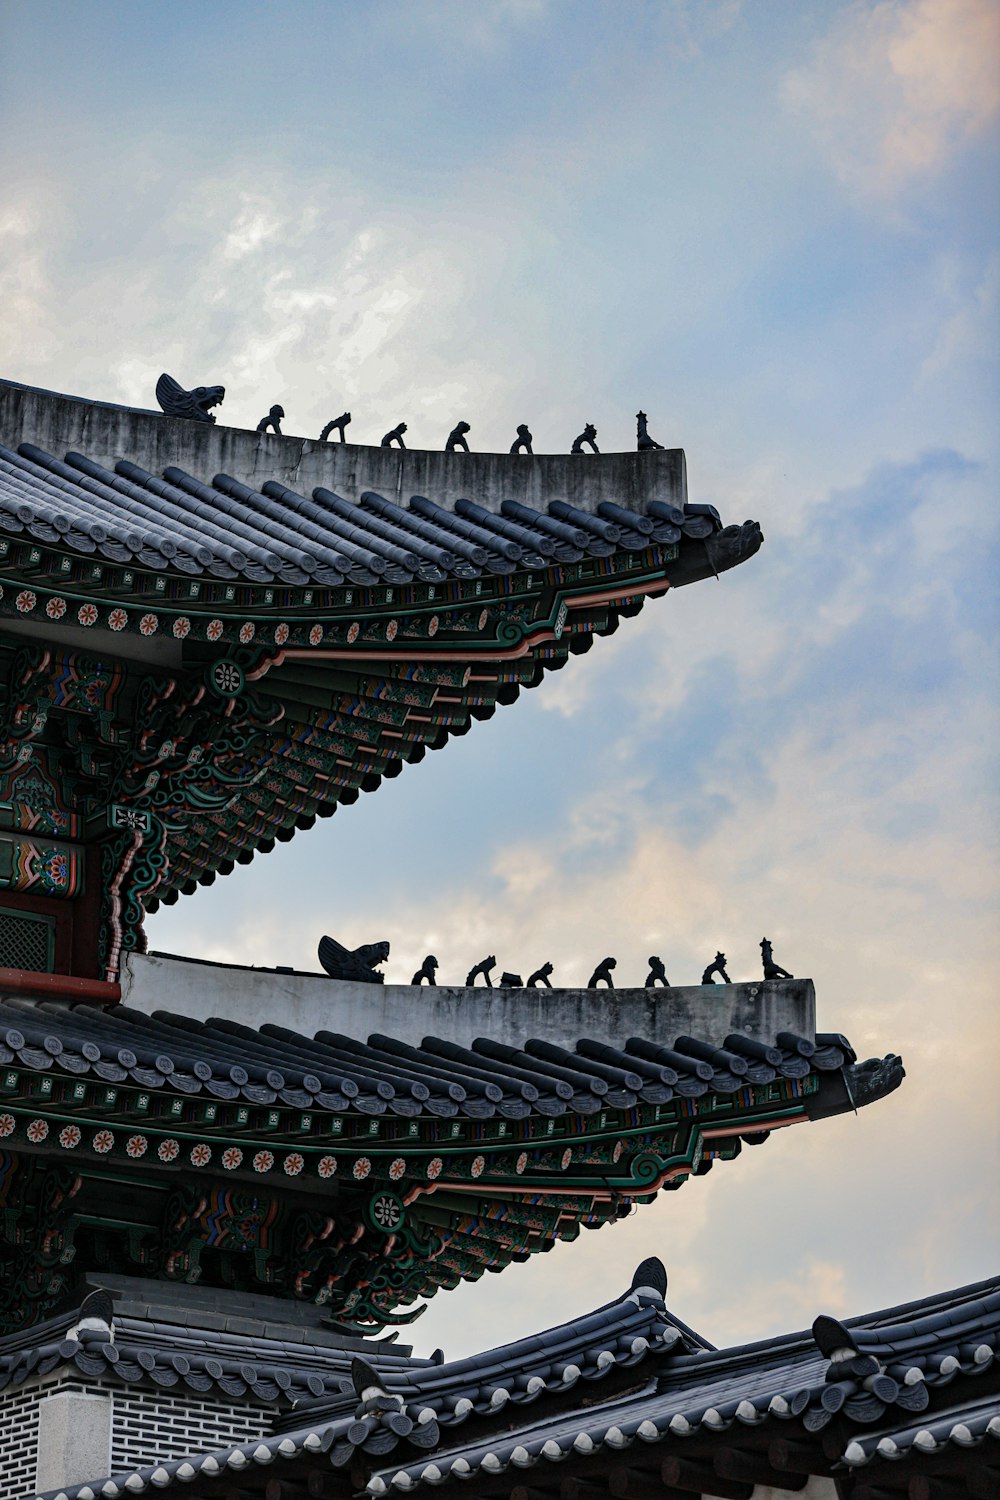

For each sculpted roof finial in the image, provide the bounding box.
[155,372,225,424]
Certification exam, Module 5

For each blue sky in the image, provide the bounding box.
[1,0,998,1354]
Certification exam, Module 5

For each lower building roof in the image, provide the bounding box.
[0,997,903,1333]
[24,1263,998,1500]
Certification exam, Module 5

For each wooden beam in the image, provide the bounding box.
[768,1437,825,1476]
[660,1455,752,1499]
[0,965,121,1003]
[714,1446,808,1491]
[266,1481,313,1500]
[561,1479,611,1499]
[967,1466,1000,1500]
[609,1467,665,1500]
[306,1474,347,1500]
[908,1479,971,1500]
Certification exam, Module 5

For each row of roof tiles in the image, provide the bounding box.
[367,1274,1000,1490]
[28,1268,999,1499]
[0,998,851,1120]
[0,442,718,586]
[3,1269,685,1423]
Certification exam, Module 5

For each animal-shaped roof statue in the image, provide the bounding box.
[155,372,226,424]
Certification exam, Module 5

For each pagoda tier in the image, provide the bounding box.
[0,994,902,1334]
[0,379,762,981]
[12,1262,997,1499]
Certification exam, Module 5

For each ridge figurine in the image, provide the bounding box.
[256,404,284,436]
[465,955,496,987]
[446,421,471,452]
[587,956,617,989]
[319,411,351,442]
[636,410,665,451]
[381,422,408,449]
[526,961,554,988]
[761,937,794,981]
[318,936,390,984]
[510,424,533,455]
[701,951,731,984]
[571,423,599,454]
[155,372,225,424]
[644,955,670,987]
[411,954,438,985]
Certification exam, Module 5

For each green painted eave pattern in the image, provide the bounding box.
[0,1003,857,1332]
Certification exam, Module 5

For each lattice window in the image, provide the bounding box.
[0,907,54,973]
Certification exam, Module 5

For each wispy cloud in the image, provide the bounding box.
[783,0,1000,200]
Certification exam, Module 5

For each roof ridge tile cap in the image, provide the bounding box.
[628,1256,667,1303]
[813,1314,858,1359]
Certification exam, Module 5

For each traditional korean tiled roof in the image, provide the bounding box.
[365,1275,999,1494]
[0,998,857,1119]
[2,1260,689,1420]
[0,1283,429,1408]
[0,440,721,587]
[26,1265,999,1499]
[0,995,902,1333]
[0,379,763,971]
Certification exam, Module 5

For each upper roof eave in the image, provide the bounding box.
[0,376,688,520]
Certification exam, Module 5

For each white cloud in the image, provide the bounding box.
[0,155,577,446]
[920,252,1000,381]
[783,0,1000,199]
[396,0,548,55]
[219,195,285,262]
[0,192,65,373]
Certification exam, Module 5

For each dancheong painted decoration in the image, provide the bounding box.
[0,377,950,1500]
[0,997,901,1334]
[0,379,761,981]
